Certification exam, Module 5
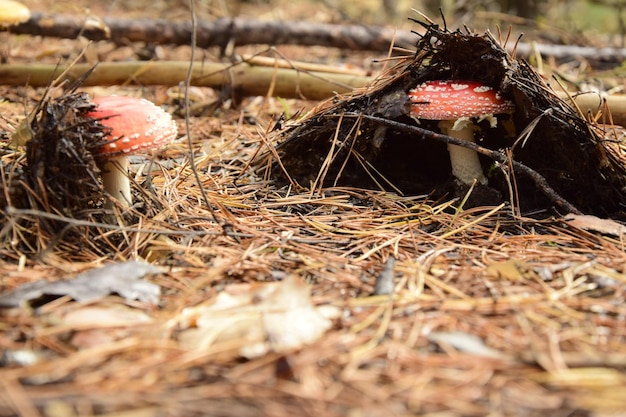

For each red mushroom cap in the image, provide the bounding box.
[408,80,515,120]
[87,96,178,158]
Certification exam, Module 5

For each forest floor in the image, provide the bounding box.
[1,1,626,416]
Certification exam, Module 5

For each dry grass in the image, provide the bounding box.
[1,1,626,417]
[2,104,625,415]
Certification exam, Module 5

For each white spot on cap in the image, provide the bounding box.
[473,85,493,93]
[450,83,470,90]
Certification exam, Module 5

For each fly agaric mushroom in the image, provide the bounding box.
[0,0,30,28]
[87,96,178,207]
[409,80,515,185]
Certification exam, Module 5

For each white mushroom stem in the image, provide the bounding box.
[438,119,488,186]
[101,156,132,208]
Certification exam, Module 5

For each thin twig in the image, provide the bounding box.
[183,0,237,238]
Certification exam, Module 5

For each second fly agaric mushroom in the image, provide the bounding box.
[409,80,515,185]
[87,96,178,207]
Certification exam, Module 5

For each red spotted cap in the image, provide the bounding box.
[87,96,178,158]
[408,80,515,120]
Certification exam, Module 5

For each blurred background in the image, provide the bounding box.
[33,0,623,49]
[208,0,623,45]
[68,0,622,33]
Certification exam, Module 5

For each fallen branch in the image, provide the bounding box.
[560,92,626,126]
[11,13,626,61]
[2,60,626,126]
[0,61,370,100]
[11,13,415,52]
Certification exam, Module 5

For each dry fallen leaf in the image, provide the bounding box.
[172,275,340,358]
[427,331,507,359]
[564,213,626,236]
[485,258,541,281]
[64,304,154,349]
[0,261,161,308]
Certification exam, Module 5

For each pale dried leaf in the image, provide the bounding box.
[485,258,539,281]
[61,305,154,327]
[174,276,340,358]
[0,261,161,308]
[564,214,626,236]
[428,331,507,359]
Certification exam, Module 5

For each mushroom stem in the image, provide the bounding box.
[101,156,131,208]
[439,119,488,186]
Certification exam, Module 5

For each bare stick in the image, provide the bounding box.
[3,59,626,127]
[0,61,370,100]
[556,92,626,126]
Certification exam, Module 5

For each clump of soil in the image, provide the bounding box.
[262,22,626,218]
[0,90,130,257]
[23,92,105,215]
